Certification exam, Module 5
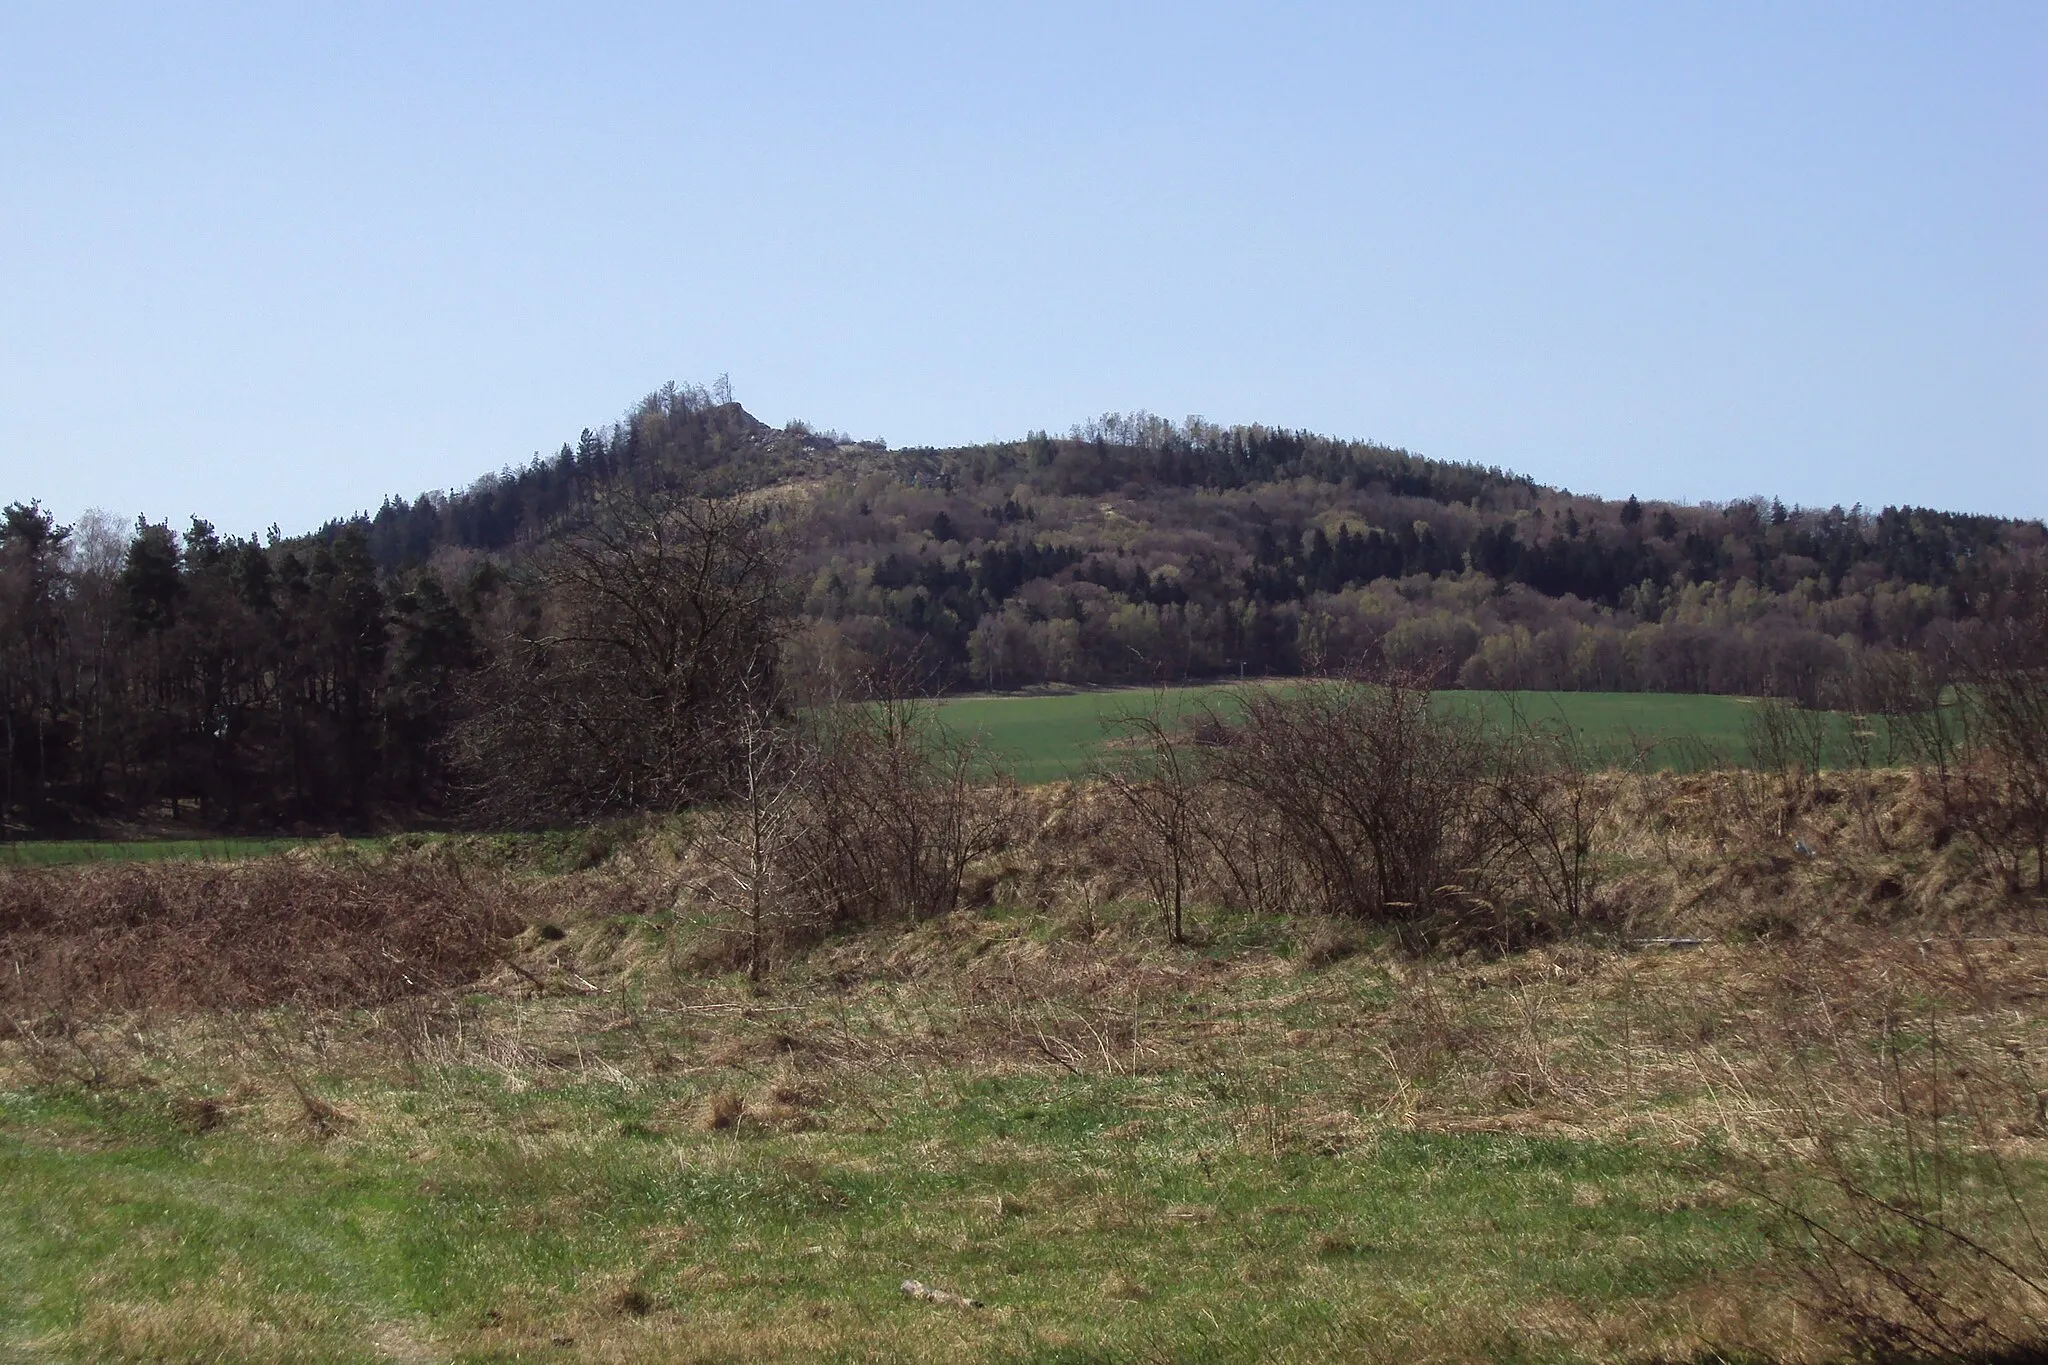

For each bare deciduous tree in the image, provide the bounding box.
[455,485,791,826]
[692,659,812,981]
[1099,701,1207,943]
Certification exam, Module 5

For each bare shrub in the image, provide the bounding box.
[1488,702,1626,927]
[1197,672,1507,944]
[1112,672,1631,946]
[780,693,1018,930]
[1745,694,1833,818]
[1191,774,1303,922]
[1863,588,2048,894]
[1841,650,1920,770]
[1864,648,1969,807]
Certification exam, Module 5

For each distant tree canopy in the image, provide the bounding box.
[4,384,2043,833]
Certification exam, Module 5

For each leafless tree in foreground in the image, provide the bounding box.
[1098,701,1208,943]
[690,658,813,981]
[454,485,791,827]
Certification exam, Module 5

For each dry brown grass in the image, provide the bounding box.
[6,768,2047,1360]
[0,856,534,1018]
[8,767,2033,1120]
[9,895,2047,1360]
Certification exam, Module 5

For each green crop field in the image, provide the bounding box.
[934,685,1894,785]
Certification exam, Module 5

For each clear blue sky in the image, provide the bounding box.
[3,2,2042,535]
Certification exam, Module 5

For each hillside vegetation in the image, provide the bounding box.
[3,380,2042,835]
[349,387,2041,702]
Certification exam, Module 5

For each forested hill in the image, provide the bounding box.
[3,382,2043,832]
[341,383,2041,702]
[342,387,890,566]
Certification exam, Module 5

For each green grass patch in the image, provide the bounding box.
[0,1061,1768,1363]
[935,685,1894,784]
[0,837,330,867]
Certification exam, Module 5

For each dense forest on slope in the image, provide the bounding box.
[348,384,2039,700]
[3,380,2042,832]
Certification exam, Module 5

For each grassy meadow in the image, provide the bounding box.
[5,896,2039,1363]
[5,766,2046,1362]
[0,925,1791,1364]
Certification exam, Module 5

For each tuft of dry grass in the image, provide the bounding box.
[699,1090,745,1131]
